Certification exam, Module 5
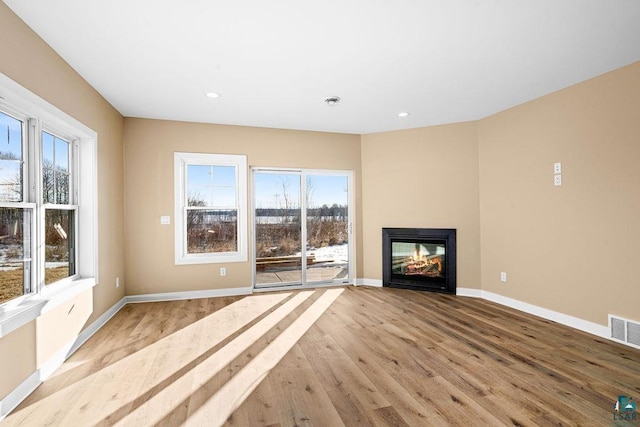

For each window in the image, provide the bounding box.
[0,72,97,309]
[174,153,247,264]
[42,131,77,285]
[0,109,35,304]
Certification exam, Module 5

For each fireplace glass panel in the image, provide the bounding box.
[391,240,445,279]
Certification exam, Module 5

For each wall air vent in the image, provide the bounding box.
[609,315,640,349]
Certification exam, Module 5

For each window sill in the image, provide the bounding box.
[0,277,96,339]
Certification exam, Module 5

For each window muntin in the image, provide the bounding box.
[187,165,237,207]
[175,153,247,264]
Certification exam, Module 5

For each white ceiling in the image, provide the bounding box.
[5,0,640,134]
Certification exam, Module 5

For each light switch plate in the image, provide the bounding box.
[160,215,170,225]
[554,162,562,174]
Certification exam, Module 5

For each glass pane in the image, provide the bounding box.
[391,241,445,278]
[55,137,69,171]
[0,111,24,202]
[42,131,54,165]
[306,175,349,283]
[186,209,238,253]
[187,165,236,207]
[45,209,75,285]
[0,207,31,304]
[42,131,71,204]
[54,171,70,204]
[254,172,302,286]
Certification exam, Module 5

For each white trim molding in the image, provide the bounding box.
[68,297,127,356]
[0,285,257,422]
[0,370,40,422]
[126,286,254,304]
[0,294,124,422]
[355,278,383,287]
[174,152,248,265]
[457,288,610,340]
[456,287,482,298]
[0,279,96,339]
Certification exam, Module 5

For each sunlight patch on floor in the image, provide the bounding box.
[122,290,315,425]
[4,292,291,426]
[186,287,344,426]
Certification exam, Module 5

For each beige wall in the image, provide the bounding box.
[1,0,639,408]
[0,323,36,400]
[478,61,640,324]
[123,118,362,295]
[0,3,124,399]
[360,122,482,290]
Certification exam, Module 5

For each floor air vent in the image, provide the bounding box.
[609,315,640,349]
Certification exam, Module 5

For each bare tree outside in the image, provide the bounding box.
[186,192,238,254]
[254,172,349,285]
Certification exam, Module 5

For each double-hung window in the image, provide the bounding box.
[174,153,247,264]
[42,130,77,285]
[0,73,97,309]
[0,109,35,304]
[0,111,79,304]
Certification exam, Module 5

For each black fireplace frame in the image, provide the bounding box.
[382,227,456,294]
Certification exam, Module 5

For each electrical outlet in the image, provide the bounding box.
[554,174,562,186]
[500,272,507,282]
[220,267,226,276]
[160,216,170,225]
[553,162,562,174]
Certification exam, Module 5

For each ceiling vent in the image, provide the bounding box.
[609,315,640,349]
[324,96,340,107]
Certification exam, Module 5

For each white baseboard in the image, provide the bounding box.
[456,287,482,298]
[0,370,40,421]
[68,297,127,357]
[0,283,621,422]
[355,278,383,287]
[126,286,253,303]
[0,286,254,422]
[457,289,609,340]
[0,296,127,422]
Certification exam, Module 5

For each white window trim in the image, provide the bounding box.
[38,123,80,287]
[0,72,98,338]
[174,152,247,265]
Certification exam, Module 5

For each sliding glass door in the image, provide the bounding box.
[305,173,350,284]
[254,171,303,286]
[253,169,352,289]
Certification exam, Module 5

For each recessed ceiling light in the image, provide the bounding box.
[325,96,340,107]
[398,112,410,117]
[206,92,221,99]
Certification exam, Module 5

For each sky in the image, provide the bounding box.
[187,165,237,207]
[254,172,348,209]
[0,111,23,202]
[186,167,349,209]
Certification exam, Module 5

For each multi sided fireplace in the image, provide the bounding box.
[382,228,456,294]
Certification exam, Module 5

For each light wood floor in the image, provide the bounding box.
[4,286,639,426]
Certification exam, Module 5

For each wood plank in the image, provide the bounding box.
[3,286,640,426]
